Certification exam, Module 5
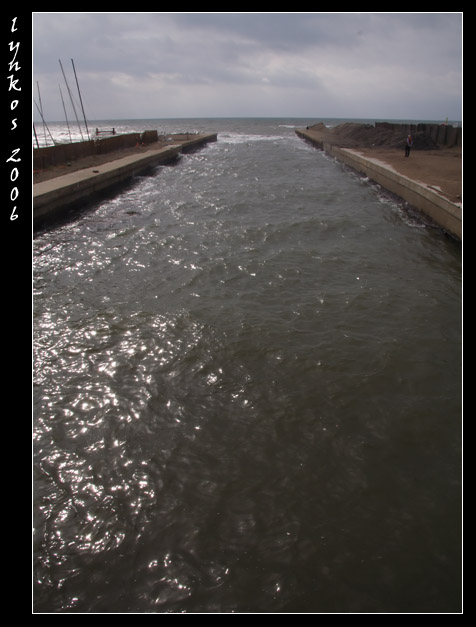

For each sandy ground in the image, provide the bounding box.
[301,123,462,205]
[347,146,462,205]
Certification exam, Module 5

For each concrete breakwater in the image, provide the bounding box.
[34,130,160,171]
[295,128,462,240]
[33,130,216,171]
[33,133,217,228]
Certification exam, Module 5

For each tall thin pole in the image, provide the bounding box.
[71,58,90,140]
[59,84,72,143]
[59,58,84,141]
[36,82,47,146]
[33,123,40,149]
[33,99,56,145]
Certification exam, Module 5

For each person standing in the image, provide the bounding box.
[405,134,413,157]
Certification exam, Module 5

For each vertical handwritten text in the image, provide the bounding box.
[7,16,20,221]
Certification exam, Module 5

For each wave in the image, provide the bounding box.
[218,132,289,145]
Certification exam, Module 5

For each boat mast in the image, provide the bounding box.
[59,84,73,143]
[33,123,40,149]
[71,58,90,141]
[33,97,56,146]
[59,58,84,141]
[36,82,48,146]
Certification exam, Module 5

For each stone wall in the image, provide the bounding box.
[33,131,158,170]
[375,122,461,147]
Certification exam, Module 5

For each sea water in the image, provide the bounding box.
[33,118,462,613]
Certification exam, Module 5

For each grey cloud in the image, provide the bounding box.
[33,12,462,121]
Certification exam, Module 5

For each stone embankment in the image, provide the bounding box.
[296,123,461,240]
[33,132,217,228]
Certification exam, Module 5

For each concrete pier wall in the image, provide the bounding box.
[328,144,461,239]
[36,130,169,170]
[34,133,141,170]
[295,128,461,240]
[34,133,217,228]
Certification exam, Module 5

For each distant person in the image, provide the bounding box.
[405,134,413,157]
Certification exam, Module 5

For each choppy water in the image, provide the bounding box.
[33,118,462,613]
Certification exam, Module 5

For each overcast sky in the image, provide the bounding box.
[32,12,463,122]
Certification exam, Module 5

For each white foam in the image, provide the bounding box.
[218,133,287,145]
